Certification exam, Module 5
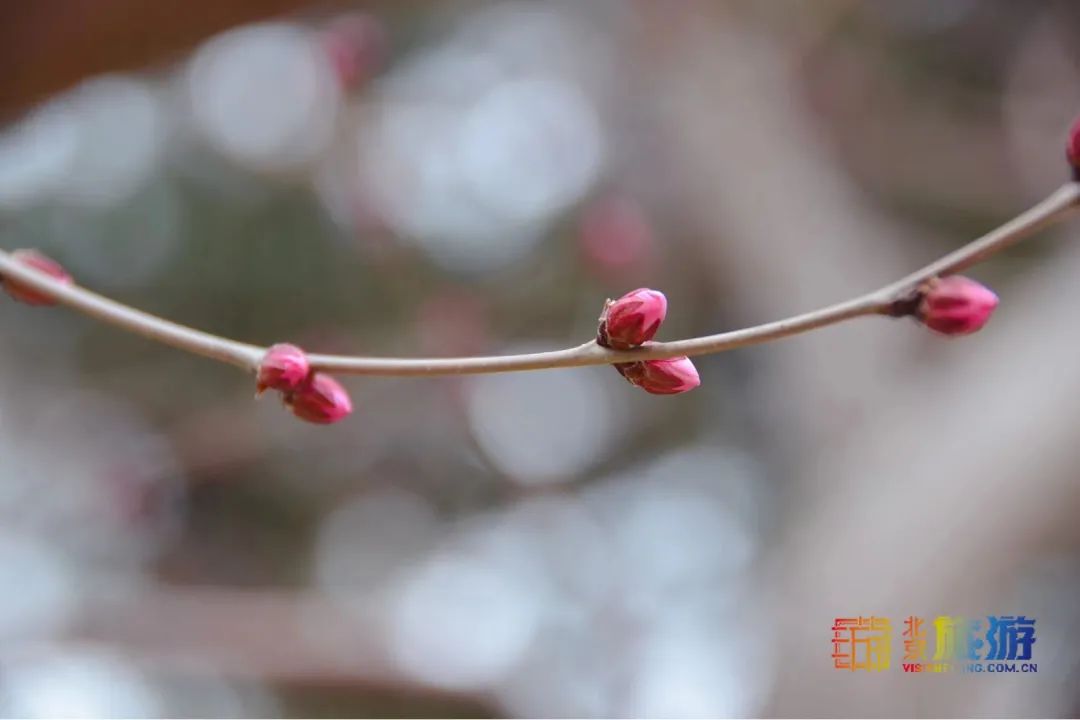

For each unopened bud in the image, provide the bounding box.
[256,343,311,394]
[616,356,701,395]
[285,373,353,424]
[917,276,998,336]
[2,249,73,306]
[598,288,667,350]
[1067,114,1080,178]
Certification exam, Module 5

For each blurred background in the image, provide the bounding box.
[2,0,1080,716]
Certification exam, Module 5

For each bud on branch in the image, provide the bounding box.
[1,116,1080,425]
[285,373,353,425]
[2,249,72,306]
[915,276,998,336]
[617,356,701,395]
[597,288,667,350]
[257,343,311,395]
[598,288,700,395]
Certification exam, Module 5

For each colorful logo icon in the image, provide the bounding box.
[832,616,1036,673]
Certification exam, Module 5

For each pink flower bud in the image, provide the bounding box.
[917,276,998,336]
[1067,115,1080,177]
[2,249,73,306]
[285,373,353,424]
[256,343,311,394]
[598,288,667,350]
[616,357,701,395]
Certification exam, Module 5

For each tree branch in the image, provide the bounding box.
[2,182,1078,377]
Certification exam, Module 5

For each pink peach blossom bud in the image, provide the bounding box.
[285,373,353,424]
[598,288,667,350]
[256,343,311,394]
[917,276,998,336]
[2,249,73,306]
[616,357,701,395]
[1067,115,1080,177]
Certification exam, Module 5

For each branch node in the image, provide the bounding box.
[885,285,925,319]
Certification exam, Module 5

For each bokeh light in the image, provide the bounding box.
[2,1,1079,717]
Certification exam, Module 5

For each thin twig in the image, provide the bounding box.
[0,265,263,369]
[1,182,1078,377]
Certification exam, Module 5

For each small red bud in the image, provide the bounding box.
[256,343,311,394]
[917,276,998,336]
[598,288,667,350]
[616,357,700,395]
[1067,115,1080,177]
[285,373,353,424]
[2,249,73,306]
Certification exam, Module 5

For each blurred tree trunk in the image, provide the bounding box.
[0,0,322,120]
